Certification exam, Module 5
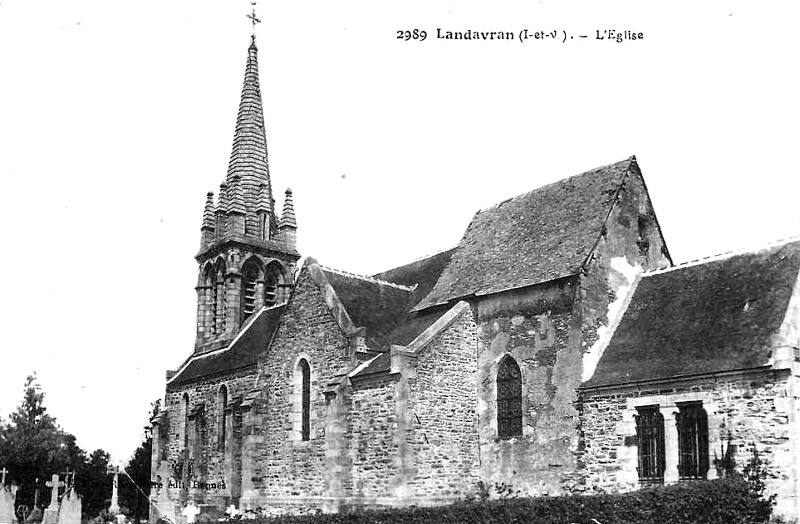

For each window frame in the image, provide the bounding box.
[676,401,709,480]
[496,355,523,439]
[635,405,665,485]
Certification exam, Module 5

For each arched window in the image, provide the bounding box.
[182,393,190,449]
[214,260,227,333]
[263,263,282,307]
[497,355,522,439]
[240,260,261,323]
[298,359,311,441]
[204,265,217,336]
[218,385,228,453]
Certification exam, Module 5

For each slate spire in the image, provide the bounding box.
[280,188,297,229]
[227,36,273,235]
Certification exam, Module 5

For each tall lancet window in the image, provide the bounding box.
[214,260,227,334]
[264,262,284,306]
[497,355,523,438]
[240,260,261,323]
[298,359,311,441]
[218,385,228,453]
[182,393,190,450]
[204,265,217,336]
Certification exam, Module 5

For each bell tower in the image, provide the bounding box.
[194,37,299,353]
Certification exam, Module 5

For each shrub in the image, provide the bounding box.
[232,478,772,524]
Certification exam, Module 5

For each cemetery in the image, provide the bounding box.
[0,466,145,524]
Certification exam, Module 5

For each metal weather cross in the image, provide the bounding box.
[246,1,261,33]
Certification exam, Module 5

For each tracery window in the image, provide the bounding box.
[676,402,709,480]
[496,355,522,439]
[299,359,311,441]
[635,405,665,484]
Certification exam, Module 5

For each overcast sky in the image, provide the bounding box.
[0,0,798,464]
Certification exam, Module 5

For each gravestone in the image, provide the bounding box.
[106,466,120,516]
[55,488,80,524]
[0,468,18,524]
[42,475,63,524]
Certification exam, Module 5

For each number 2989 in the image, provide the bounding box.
[397,29,427,41]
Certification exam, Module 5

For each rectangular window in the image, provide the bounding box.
[635,405,665,485]
[676,402,709,480]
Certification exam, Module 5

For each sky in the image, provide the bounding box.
[0,0,798,464]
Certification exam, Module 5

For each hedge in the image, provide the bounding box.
[250,479,772,524]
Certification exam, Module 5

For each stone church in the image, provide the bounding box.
[150,38,800,520]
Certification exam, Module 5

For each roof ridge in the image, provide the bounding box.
[645,234,800,276]
[473,156,634,216]
[372,246,457,275]
[320,266,416,291]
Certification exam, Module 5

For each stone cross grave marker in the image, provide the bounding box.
[45,475,64,509]
[0,468,7,486]
[42,475,64,524]
[106,465,120,515]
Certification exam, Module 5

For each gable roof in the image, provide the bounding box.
[168,305,285,387]
[583,240,800,389]
[414,157,636,310]
[321,268,414,350]
[373,248,457,306]
[312,249,456,352]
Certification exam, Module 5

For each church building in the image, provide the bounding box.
[150,37,800,520]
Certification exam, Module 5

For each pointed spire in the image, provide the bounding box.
[227,37,273,236]
[218,182,230,213]
[202,192,215,229]
[279,188,297,229]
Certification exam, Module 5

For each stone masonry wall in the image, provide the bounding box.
[475,280,581,496]
[160,368,258,509]
[347,378,399,501]
[580,370,798,518]
[403,305,480,500]
[242,269,356,507]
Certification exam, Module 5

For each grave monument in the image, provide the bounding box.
[0,467,18,524]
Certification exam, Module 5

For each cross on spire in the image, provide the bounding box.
[246,1,261,36]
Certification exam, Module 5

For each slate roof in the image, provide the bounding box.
[226,38,274,232]
[414,157,636,310]
[583,240,800,388]
[318,249,456,356]
[373,248,456,306]
[168,305,285,387]
[322,269,414,350]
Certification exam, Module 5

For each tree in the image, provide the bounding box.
[77,448,112,519]
[120,399,159,523]
[0,374,112,518]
